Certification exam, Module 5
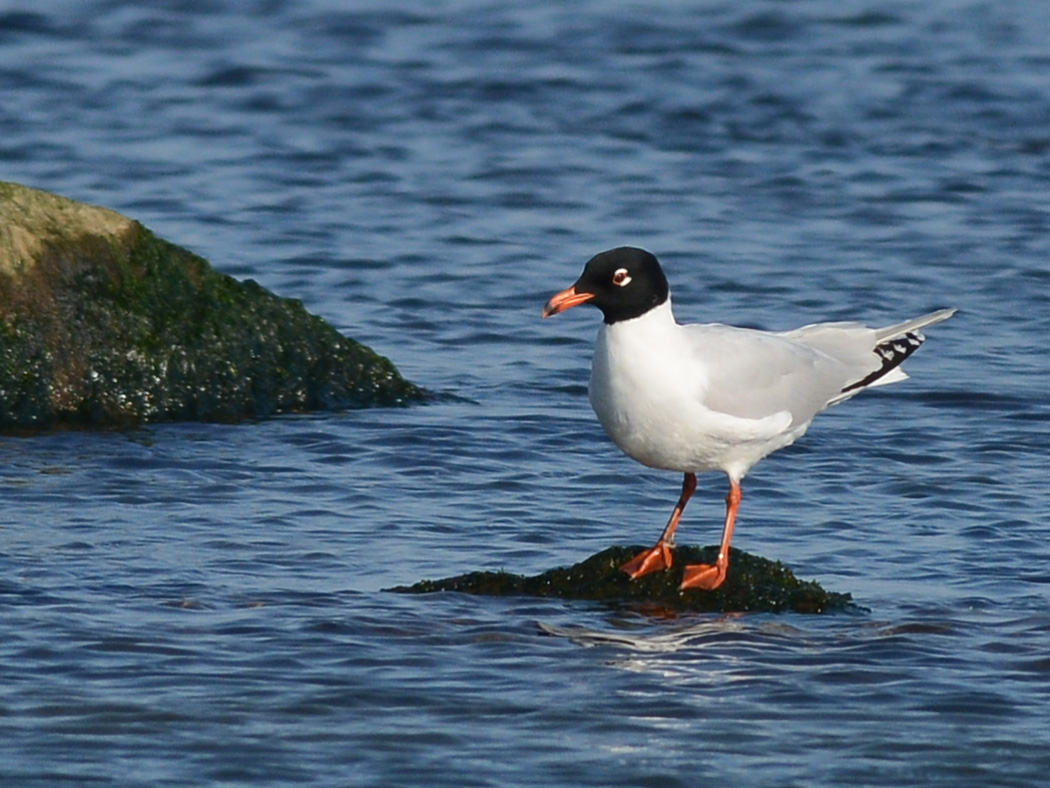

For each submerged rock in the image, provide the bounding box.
[391,545,853,614]
[0,181,426,428]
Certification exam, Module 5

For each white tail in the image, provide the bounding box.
[875,308,957,342]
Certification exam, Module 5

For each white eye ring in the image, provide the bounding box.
[612,268,632,287]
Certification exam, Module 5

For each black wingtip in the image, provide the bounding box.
[841,331,925,394]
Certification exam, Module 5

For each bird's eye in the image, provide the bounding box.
[612,268,632,287]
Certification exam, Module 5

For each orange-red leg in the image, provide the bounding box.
[680,479,741,591]
[620,472,697,579]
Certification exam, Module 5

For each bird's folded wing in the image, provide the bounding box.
[684,324,857,425]
[698,406,795,443]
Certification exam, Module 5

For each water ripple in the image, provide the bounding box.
[3,0,1050,786]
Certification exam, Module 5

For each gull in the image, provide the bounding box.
[542,246,955,591]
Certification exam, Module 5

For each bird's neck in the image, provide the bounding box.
[604,297,677,335]
[597,299,684,367]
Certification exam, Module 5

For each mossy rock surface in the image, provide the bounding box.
[0,181,426,428]
[391,545,853,614]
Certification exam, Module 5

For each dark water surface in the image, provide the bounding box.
[2,1,1049,785]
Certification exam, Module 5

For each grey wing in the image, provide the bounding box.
[683,324,865,425]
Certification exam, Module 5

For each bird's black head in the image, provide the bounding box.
[542,247,670,324]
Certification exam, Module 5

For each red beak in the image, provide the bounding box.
[542,285,594,318]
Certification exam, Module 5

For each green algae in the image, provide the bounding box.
[391,545,853,614]
[0,181,426,428]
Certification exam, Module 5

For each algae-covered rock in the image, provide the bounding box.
[391,545,852,614]
[0,181,426,428]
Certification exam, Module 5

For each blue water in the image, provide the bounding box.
[2,1,1049,785]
